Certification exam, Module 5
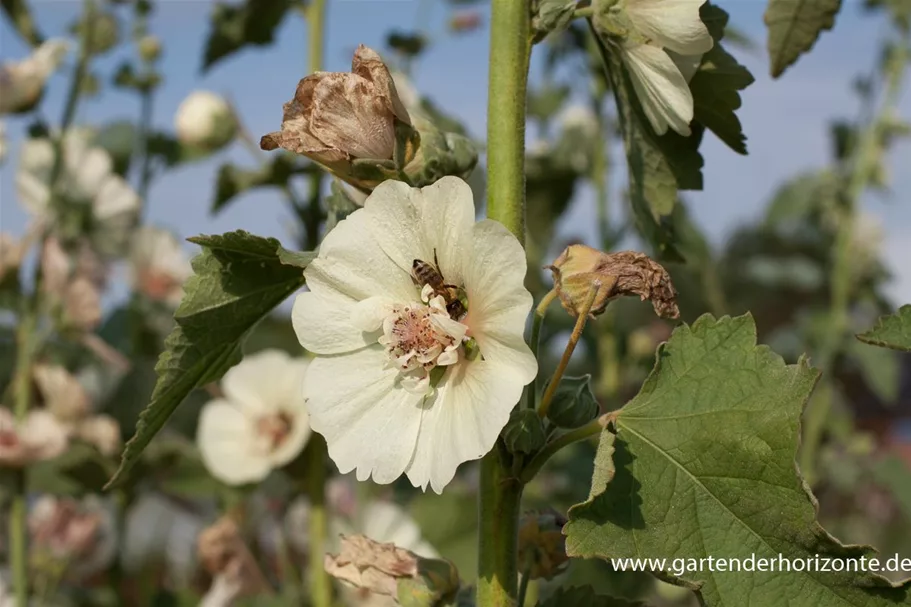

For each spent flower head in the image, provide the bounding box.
[196,349,311,485]
[293,176,536,493]
[594,0,712,136]
[261,44,416,191]
[29,495,117,580]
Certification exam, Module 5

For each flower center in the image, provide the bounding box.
[378,294,468,395]
[255,412,293,453]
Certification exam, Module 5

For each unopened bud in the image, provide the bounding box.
[174,90,237,152]
[0,233,23,283]
[518,510,569,580]
[261,44,418,191]
[547,245,679,319]
[138,34,162,62]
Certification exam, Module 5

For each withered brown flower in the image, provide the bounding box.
[547,245,680,319]
[261,44,417,191]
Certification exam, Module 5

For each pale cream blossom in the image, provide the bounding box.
[0,39,69,114]
[17,130,140,256]
[174,90,237,151]
[33,364,92,422]
[75,414,121,456]
[197,349,311,485]
[293,176,536,493]
[596,0,713,136]
[129,226,192,305]
[0,407,68,467]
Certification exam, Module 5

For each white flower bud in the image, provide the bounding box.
[174,90,238,151]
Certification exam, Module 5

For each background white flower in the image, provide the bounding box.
[0,407,68,467]
[130,225,192,305]
[16,130,140,256]
[197,349,311,485]
[600,0,713,136]
[174,90,238,150]
[0,39,69,114]
[292,176,537,493]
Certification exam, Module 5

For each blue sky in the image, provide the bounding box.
[1,0,910,304]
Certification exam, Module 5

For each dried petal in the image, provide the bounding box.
[197,516,269,597]
[547,245,679,319]
[351,44,411,125]
[518,509,569,580]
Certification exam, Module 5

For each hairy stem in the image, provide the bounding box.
[527,289,557,408]
[537,284,600,420]
[307,436,331,607]
[304,0,326,250]
[479,1,531,605]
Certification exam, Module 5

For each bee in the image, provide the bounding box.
[411,250,467,320]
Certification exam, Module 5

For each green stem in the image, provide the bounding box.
[537,284,599,420]
[304,0,326,250]
[573,7,594,19]
[307,436,331,607]
[485,0,531,242]
[516,560,532,607]
[520,416,606,484]
[479,2,532,606]
[478,448,524,607]
[800,36,908,484]
[527,289,557,408]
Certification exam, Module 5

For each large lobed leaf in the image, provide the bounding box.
[765,0,842,78]
[565,314,911,606]
[106,231,311,488]
[857,305,911,352]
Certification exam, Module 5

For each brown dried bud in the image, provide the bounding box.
[197,516,269,598]
[325,534,418,598]
[261,44,417,191]
[547,245,679,319]
[518,509,569,580]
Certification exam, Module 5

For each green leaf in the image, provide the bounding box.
[565,313,911,606]
[846,339,900,403]
[588,21,702,260]
[537,587,649,607]
[765,0,842,78]
[203,0,294,71]
[1,0,43,46]
[691,5,755,155]
[106,231,310,488]
[857,305,911,352]
[545,374,600,429]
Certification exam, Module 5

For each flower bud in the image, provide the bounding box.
[138,34,162,62]
[76,414,121,456]
[547,245,680,319]
[517,510,569,580]
[174,90,238,152]
[33,364,92,423]
[260,44,418,191]
[0,233,23,283]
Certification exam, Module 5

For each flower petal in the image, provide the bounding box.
[222,349,306,416]
[416,176,475,287]
[622,43,694,136]
[304,346,423,485]
[305,189,417,303]
[405,359,523,493]
[197,399,271,485]
[292,289,376,355]
[626,0,713,56]
[463,220,537,384]
[269,405,311,469]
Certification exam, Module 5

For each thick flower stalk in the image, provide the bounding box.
[594,0,713,136]
[292,176,537,493]
[196,349,311,485]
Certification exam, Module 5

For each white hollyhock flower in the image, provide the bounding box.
[0,407,68,467]
[174,90,237,151]
[16,130,140,256]
[0,39,69,114]
[33,363,92,423]
[29,495,118,580]
[599,0,712,136]
[292,176,537,493]
[130,226,192,305]
[197,349,311,485]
